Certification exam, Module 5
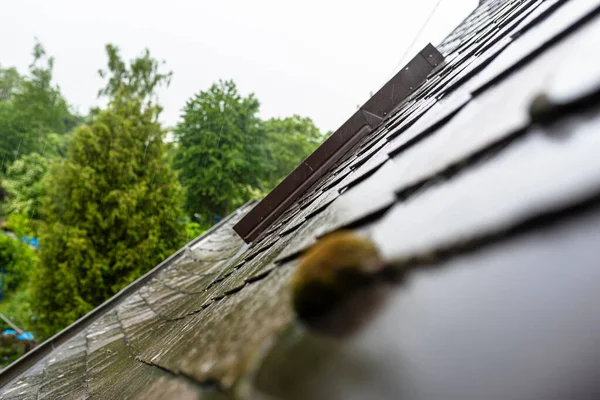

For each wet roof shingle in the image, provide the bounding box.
[4,0,600,398]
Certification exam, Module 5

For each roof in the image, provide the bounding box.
[4,0,600,398]
[233,44,444,242]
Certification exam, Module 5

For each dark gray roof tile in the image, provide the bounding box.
[470,0,600,94]
[375,106,600,261]
[133,265,295,389]
[382,28,578,197]
[387,90,472,157]
[256,198,600,400]
[510,0,564,38]
[1,374,42,400]
[315,161,397,237]
[337,152,389,193]
[441,36,513,96]
[274,199,340,263]
[386,97,438,140]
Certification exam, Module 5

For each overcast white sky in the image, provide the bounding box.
[1,0,477,133]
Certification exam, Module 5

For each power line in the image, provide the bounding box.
[0,312,24,334]
[384,0,444,83]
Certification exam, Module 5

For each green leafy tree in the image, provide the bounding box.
[174,80,270,222]
[31,44,185,337]
[262,115,326,190]
[0,67,22,102]
[2,153,50,218]
[0,285,35,349]
[0,41,81,169]
[0,213,37,292]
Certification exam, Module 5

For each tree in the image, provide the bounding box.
[0,213,37,348]
[0,67,22,102]
[0,41,81,169]
[1,153,50,218]
[0,213,37,293]
[173,80,270,223]
[30,44,185,337]
[261,115,326,190]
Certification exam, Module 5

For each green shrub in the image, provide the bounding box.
[0,214,37,291]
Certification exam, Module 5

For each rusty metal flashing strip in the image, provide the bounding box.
[0,201,256,389]
[234,43,444,242]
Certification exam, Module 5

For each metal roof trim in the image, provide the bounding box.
[234,44,444,242]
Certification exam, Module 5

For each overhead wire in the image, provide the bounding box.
[383,0,444,84]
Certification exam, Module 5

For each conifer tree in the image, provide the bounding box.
[2,152,50,218]
[31,45,185,337]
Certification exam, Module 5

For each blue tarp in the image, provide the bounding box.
[3,329,34,341]
[20,236,39,248]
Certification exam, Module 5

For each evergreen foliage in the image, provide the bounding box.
[30,45,185,337]
[2,153,50,218]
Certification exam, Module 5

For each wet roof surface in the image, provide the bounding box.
[4,0,600,398]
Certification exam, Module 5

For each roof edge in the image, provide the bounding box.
[0,200,257,388]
